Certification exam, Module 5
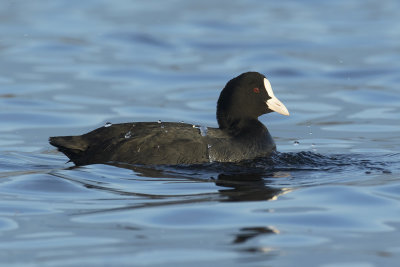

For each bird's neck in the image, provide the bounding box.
[217,111,266,137]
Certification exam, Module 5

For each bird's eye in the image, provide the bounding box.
[253,88,260,94]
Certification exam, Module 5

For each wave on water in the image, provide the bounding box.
[1,150,398,202]
[123,151,400,187]
[258,151,397,173]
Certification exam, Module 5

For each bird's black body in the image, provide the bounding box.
[49,72,289,165]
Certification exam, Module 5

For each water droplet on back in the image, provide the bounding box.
[199,125,208,136]
[104,122,112,128]
[207,144,213,163]
[124,131,132,139]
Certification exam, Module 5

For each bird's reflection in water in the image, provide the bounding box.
[216,172,286,202]
[215,172,285,254]
[233,227,279,259]
[233,226,279,244]
[65,162,287,255]
[68,161,291,250]
[110,162,291,202]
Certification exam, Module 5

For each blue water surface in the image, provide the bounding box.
[1,0,400,266]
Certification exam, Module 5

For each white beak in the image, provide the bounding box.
[264,78,290,116]
[267,96,290,116]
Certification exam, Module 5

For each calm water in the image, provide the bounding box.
[1,0,400,266]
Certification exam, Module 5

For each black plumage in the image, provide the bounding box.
[49,72,289,165]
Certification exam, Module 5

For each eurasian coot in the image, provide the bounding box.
[49,72,289,165]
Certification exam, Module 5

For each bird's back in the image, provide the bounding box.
[50,121,276,165]
[50,122,210,165]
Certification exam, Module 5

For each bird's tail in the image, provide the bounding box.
[49,136,88,165]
